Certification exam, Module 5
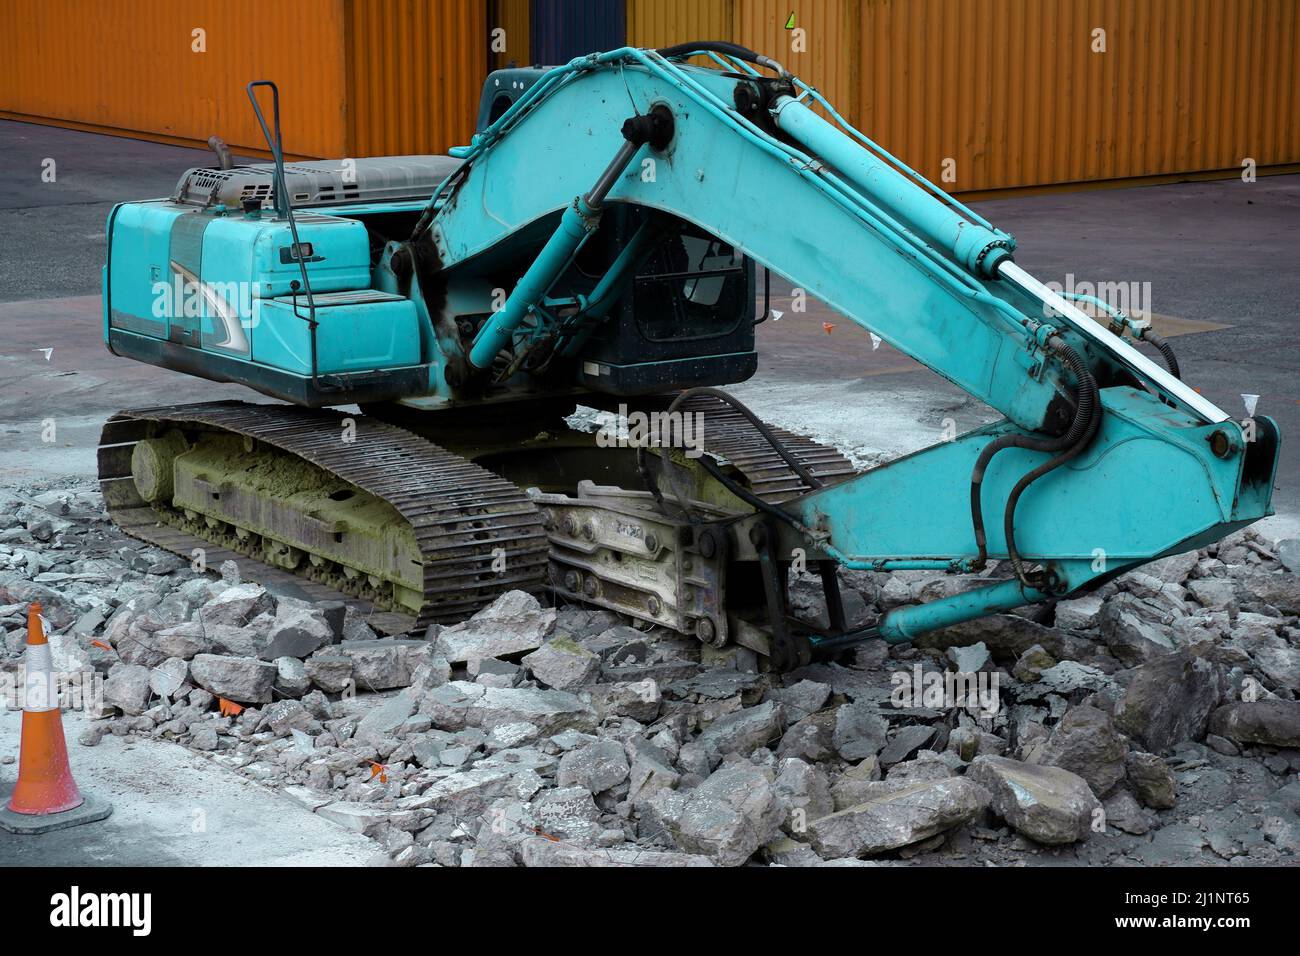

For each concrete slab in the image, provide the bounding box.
[0,708,378,866]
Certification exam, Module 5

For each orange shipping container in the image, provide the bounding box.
[2,0,1295,190]
[629,0,1300,194]
[0,0,487,159]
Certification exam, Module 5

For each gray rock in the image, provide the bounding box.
[259,608,335,660]
[1114,651,1222,751]
[778,711,837,762]
[1012,644,1057,683]
[832,702,888,761]
[1020,660,1117,699]
[198,584,275,628]
[774,758,834,833]
[886,749,960,787]
[206,622,270,659]
[967,755,1101,845]
[435,589,555,665]
[557,739,630,794]
[103,663,152,715]
[316,802,390,837]
[1142,550,1201,585]
[807,777,990,858]
[643,764,780,865]
[522,637,600,690]
[1103,790,1153,835]
[1188,578,1238,610]
[1276,539,1300,573]
[471,685,598,734]
[1054,595,1104,630]
[1099,593,1176,665]
[265,699,312,736]
[947,641,991,673]
[830,758,883,810]
[273,656,311,697]
[1125,751,1177,809]
[471,658,522,688]
[304,653,352,693]
[152,622,213,660]
[356,688,420,741]
[1205,733,1240,756]
[531,786,602,842]
[1208,700,1300,748]
[520,837,713,867]
[188,653,277,703]
[585,679,662,723]
[697,700,785,756]
[1038,704,1127,797]
[1237,571,1300,615]
[338,639,430,691]
[147,657,189,700]
[1234,633,1300,690]
[77,724,107,748]
[879,724,936,766]
[626,738,680,804]
[766,679,832,723]
[485,721,540,751]
[419,767,518,817]
[189,725,220,750]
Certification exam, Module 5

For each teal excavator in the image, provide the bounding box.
[97,43,1278,670]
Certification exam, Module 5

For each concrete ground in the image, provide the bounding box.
[0,708,378,865]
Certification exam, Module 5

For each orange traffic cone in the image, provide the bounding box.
[0,602,112,834]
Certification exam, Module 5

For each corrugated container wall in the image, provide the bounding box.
[343,0,487,157]
[529,0,626,65]
[0,0,349,157]
[627,0,1299,194]
[491,0,532,69]
[3,0,1296,190]
[0,0,487,159]
[854,0,1300,194]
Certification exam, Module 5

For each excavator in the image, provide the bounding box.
[97,42,1278,671]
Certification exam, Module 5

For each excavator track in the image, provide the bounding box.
[96,396,855,637]
[97,402,550,634]
[664,393,857,502]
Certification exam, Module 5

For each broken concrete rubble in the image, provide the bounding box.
[188,653,277,704]
[807,777,990,858]
[967,755,1101,845]
[435,589,555,666]
[3,478,1298,869]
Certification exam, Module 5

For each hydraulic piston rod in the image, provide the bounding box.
[468,138,641,369]
[771,95,1014,278]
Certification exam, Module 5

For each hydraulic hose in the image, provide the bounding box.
[1141,329,1181,379]
[970,339,1101,584]
[655,41,788,77]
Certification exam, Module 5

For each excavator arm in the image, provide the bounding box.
[410,44,1278,643]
